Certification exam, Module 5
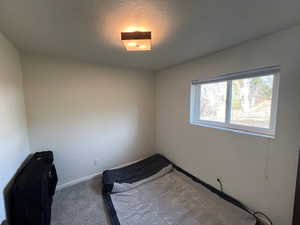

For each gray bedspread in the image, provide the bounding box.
[110,170,256,225]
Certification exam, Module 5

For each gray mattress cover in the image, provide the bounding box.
[110,170,256,225]
[112,165,173,193]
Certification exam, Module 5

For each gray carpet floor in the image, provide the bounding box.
[51,175,110,225]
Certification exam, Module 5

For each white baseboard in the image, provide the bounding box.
[56,171,102,191]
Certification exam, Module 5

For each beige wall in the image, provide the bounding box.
[0,33,30,221]
[156,26,300,225]
[22,54,155,186]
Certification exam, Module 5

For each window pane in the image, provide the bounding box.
[200,81,227,122]
[230,75,274,128]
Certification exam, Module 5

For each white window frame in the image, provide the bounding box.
[190,66,280,138]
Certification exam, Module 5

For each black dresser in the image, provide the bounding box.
[9,151,58,225]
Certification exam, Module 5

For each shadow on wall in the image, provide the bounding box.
[2,154,33,225]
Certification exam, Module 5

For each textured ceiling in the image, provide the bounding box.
[0,0,300,71]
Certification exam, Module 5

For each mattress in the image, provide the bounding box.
[102,154,257,225]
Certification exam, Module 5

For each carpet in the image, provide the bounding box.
[51,175,110,225]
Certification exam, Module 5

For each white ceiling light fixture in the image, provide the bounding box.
[121,31,152,51]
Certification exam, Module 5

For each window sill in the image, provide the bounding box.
[190,121,275,139]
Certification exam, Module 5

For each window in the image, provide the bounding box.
[190,66,280,137]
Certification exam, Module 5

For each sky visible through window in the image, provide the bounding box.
[196,74,275,130]
[230,75,274,128]
[199,81,227,122]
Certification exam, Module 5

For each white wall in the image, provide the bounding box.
[156,26,300,225]
[0,33,30,222]
[22,54,155,186]
[2,23,299,225]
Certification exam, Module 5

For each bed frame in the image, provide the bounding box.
[102,154,259,225]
